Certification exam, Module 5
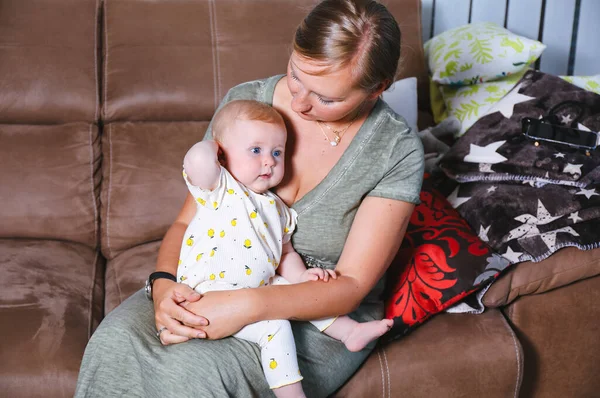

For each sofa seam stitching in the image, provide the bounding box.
[89,124,98,247]
[212,0,222,101]
[376,346,385,398]
[94,0,99,121]
[500,311,523,398]
[87,250,99,339]
[382,347,390,398]
[106,124,113,258]
[208,0,219,109]
[103,0,108,120]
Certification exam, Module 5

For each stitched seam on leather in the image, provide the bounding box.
[89,124,98,247]
[382,347,390,398]
[94,0,99,121]
[212,0,222,101]
[500,312,523,398]
[106,124,113,258]
[376,347,385,398]
[103,0,108,119]
[87,250,99,339]
[208,0,219,108]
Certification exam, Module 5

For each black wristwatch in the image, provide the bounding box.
[145,271,177,301]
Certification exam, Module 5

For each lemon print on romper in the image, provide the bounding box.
[267,334,274,342]
[269,200,275,205]
[231,218,237,226]
[227,189,235,194]
[259,280,265,286]
[213,201,218,209]
[219,271,225,278]
[196,253,203,261]
[284,227,289,233]
[219,230,225,238]
[186,235,194,246]
[210,247,217,257]
[180,275,187,282]
[250,209,257,219]
[178,259,182,265]
[197,198,206,206]
[269,359,277,370]
[208,229,215,238]
[245,265,252,275]
[209,273,216,281]
[243,239,252,249]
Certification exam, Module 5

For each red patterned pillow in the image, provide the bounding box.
[384,176,510,341]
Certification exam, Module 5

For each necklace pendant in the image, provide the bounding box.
[330,141,338,147]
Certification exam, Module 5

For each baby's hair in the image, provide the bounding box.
[212,100,285,142]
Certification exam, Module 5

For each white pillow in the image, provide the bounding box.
[424,22,545,86]
[382,77,418,131]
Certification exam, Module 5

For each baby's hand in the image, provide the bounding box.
[300,268,337,283]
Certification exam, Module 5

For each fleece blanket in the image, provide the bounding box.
[436,70,600,263]
[440,70,600,188]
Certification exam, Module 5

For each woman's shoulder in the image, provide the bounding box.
[224,75,284,103]
[369,100,421,149]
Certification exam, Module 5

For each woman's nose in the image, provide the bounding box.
[291,90,311,113]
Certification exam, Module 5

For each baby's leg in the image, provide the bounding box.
[321,316,393,352]
[235,319,306,398]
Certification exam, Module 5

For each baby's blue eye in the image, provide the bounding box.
[273,150,282,157]
[251,147,261,154]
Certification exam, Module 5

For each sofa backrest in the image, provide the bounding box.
[0,0,101,248]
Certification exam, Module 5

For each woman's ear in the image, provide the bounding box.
[368,80,390,100]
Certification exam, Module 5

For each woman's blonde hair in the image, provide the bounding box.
[212,100,285,142]
[293,0,401,92]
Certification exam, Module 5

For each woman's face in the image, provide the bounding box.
[286,51,373,123]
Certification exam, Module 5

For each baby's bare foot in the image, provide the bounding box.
[343,319,393,352]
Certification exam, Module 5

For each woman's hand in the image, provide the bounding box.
[153,279,208,345]
[181,289,256,340]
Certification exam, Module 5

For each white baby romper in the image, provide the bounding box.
[177,167,334,389]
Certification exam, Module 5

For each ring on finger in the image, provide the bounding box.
[156,326,168,340]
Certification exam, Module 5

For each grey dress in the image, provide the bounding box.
[75,75,424,398]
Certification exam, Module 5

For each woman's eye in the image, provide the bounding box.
[273,150,282,157]
[251,147,261,154]
[318,97,333,105]
[290,71,299,81]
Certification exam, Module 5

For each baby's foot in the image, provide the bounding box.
[342,319,393,352]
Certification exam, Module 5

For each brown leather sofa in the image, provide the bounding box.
[1,1,599,397]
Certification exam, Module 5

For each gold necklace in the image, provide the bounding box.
[315,103,364,147]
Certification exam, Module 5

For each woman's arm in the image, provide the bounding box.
[153,193,209,344]
[184,196,414,339]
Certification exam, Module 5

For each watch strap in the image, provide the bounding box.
[149,271,177,284]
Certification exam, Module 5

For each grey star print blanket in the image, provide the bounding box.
[440,70,600,188]
[437,70,600,264]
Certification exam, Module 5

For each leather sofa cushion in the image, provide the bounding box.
[105,241,160,314]
[0,239,104,397]
[0,0,99,124]
[503,276,600,398]
[102,0,427,122]
[335,309,523,398]
[0,123,101,247]
[100,121,207,259]
[483,247,600,307]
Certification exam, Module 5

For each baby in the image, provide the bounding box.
[178,99,392,397]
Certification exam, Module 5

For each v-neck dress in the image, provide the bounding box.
[75,75,424,398]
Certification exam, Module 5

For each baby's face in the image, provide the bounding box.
[220,119,287,194]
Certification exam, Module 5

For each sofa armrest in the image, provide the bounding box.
[482,246,600,307]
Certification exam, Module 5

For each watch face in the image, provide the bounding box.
[145,278,152,301]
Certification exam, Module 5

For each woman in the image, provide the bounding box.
[76,0,424,396]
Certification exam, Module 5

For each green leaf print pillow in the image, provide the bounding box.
[439,69,527,136]
[560,75,600,94]
[424,22,545,86]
